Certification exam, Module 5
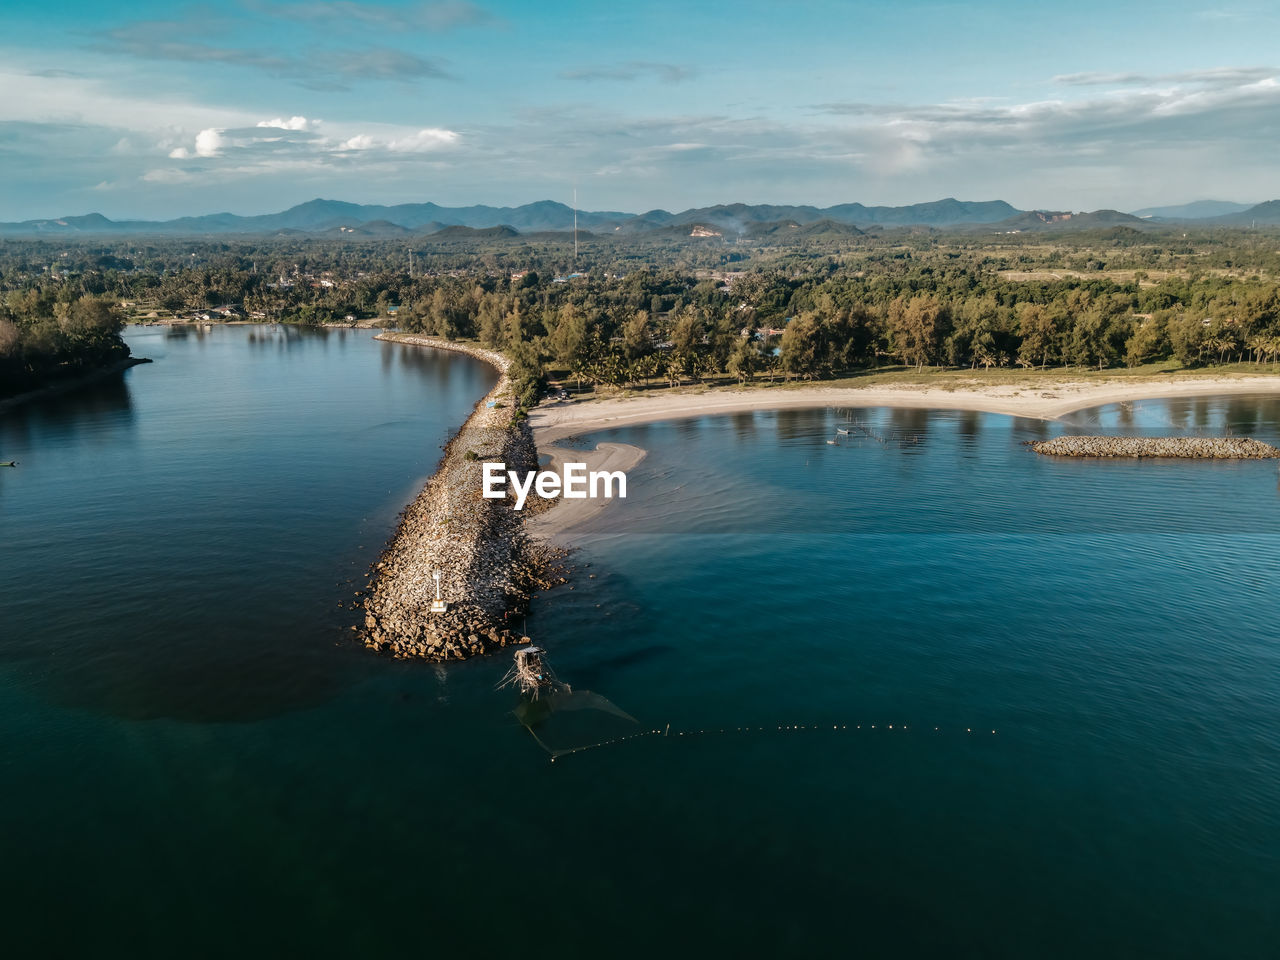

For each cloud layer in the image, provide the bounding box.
[95,21,453,90]
[2,3,1279,219]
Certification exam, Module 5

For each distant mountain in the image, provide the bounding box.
[795,219,866,238]
[1207,200,1280,226]
[12,196,1255,238]
[1131,200,1254,220]
[426,224,520,239]
[653,197,1018,233]
[0,196,1024,237]
[324,220,412,237]
[0,198,631,237]
[743,218,865,239]
[985,209,1150,232]
[823,198,1019,226]
[3,212,131,234]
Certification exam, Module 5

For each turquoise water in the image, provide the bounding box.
[2,328,1279,957]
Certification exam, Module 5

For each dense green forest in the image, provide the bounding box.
[4,226,1280,405]
[0,289,130,399]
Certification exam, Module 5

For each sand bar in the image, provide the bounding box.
[523,441,647,541]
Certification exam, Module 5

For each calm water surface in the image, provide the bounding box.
[2,328,1278,958]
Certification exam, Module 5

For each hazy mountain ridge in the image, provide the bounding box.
[3,196,1278,237]
[1130,200,1254,220]
[0,196,1018,236]
[1206,200,1280,226]
[985,209,1152,232]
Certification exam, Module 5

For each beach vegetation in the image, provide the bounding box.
[0,291,130,398]
[6,225,1280,401]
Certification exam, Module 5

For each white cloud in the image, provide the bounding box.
[156,120,460,177]
[194,128,224,156]
[168,127,226,159]
[5,44,1279,218]
[338,127,458,152]
[257,115,311,130]
[388,127,459,151]
[1,65,255,133]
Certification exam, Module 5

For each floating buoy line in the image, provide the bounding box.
[540,721,999,763]
[499,648,997,762]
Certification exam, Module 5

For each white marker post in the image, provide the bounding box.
[429,569,448,614]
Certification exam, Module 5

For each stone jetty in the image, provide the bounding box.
[360,334,565,661]
[1029,436,1280,459]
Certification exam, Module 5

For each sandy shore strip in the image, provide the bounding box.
[523,441,647,541]
[372,337,1280,540]
[529,375,1280,443]
[524,373,1280,537]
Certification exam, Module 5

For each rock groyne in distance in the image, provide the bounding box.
[361,334,564,660]
[1029,436,1280,459]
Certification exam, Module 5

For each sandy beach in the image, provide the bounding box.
[529,375,1280,444]
[524,374,1280,538]
[523,441,647,541]
[374,334,1280,540]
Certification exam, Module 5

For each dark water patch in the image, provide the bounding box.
[4,355,1280,956]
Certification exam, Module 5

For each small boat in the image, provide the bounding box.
[0,461,16,468]
[836,428,851,435]
[826,439,839,445]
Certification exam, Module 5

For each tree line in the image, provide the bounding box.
[1,288,130,398]
[386,265,1280,406]
[5,229,1280,404]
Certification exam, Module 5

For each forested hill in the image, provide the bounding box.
[0,197,1020,237]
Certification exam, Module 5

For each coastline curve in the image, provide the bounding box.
[361,334,563,661]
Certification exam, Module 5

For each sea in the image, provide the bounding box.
[1,324,1277,958]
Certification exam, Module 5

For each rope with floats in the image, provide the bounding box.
[536,721,1000,763]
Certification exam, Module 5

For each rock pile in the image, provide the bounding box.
[360,335,567,661]
[1029,436,1280,459]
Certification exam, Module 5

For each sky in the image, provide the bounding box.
[2,0,1279,219]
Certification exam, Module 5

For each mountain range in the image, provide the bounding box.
[1128,200,1254,220]
[2,197,1278,238]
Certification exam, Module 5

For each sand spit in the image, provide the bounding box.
[523,441,647,542]
[528,375,1280,442]
[361,335,565,661]
[1029,436,1280,459]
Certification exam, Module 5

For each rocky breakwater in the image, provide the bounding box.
[1029,436,1280,459]
[361,334,565,660]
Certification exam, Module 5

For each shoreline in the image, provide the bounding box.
[526,373,1280,538]
[369,335,1280,573]
[528,374,1280,443]
[524,441,648,542]
[135,319,394,329]
[0,357,152,414]
[361,334,564,661]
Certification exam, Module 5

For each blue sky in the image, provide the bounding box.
[2,0,1278,218]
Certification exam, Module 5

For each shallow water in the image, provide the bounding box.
[2,331,1278,958]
